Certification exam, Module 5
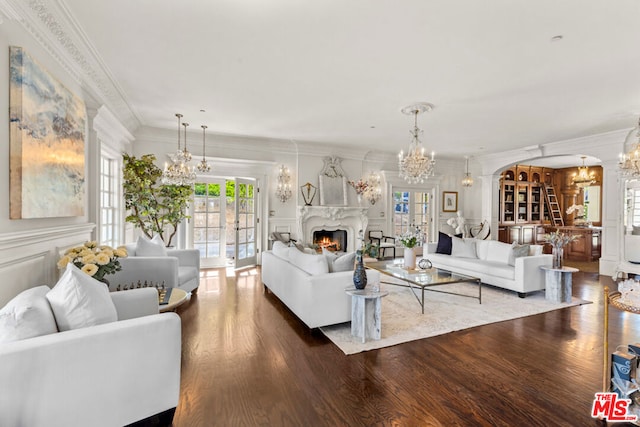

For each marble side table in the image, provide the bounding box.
[345,288,389,343]
[540,266,579,303]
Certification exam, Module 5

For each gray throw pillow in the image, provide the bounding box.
[508,244,530,266]
[322,248,356,273]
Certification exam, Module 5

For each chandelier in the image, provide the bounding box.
[197,125,211,173]
[276,164,293,203]
[619,116,640,178]
[398,103,436,183]
[461,156,473,187]
[571,156,596,189]
[162,113,196,185]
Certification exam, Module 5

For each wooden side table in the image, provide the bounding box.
[539,266,578,303]
[345,288,389,343]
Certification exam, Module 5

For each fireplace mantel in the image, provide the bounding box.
[297,206,368,252]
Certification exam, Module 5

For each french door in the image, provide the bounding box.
[234,178,257,269]
[192,178,257,269]
[193,180,227,268]
[392,189,434,244]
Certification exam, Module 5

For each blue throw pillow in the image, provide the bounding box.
[436,232,452,255]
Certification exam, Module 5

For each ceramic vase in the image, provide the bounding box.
[552,246,563,269]
[404,247,416,269]
[353,250,367,290]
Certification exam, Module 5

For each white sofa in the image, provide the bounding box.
[424,237,552,297]
[0,286,181,427]
[261,243,381,328]
[108,243,200,293]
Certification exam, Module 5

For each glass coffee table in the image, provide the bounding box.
[366,260,482,314]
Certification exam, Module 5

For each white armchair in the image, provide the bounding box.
[108,243,200,293]
[0,287,182,427]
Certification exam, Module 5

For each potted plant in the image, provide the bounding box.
[122,153,194,247]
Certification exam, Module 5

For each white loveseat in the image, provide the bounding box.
[0,284,181,427]
[424,236,552,297]
[261,242,381,328]
[108,241,200,293]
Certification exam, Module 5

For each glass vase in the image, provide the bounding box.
[552,246,564,269]
[353,250,367,290]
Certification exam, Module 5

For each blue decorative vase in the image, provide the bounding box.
[353,250,367,290]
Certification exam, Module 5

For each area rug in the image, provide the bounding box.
[320,281,591,355]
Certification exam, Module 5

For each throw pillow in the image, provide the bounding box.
[529,245,543,256]
[288,247,329,275]
[135,235,167,257]
[0,286,58,343]
[485,240,514,264]
[509,244,531,266]
[46,263,118,332]
[474,239,491,260]
[451,236,477,259]
[322,248,356,272]
[272,241,290,259]
[435,232,453,255]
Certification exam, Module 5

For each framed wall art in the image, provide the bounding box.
[9,46,86,219]
[442,191,458,212]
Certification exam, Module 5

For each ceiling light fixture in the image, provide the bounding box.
[398,103,436,184]
[461,156,473,187]
[162,113,196,185]
[571,156,596,189]
[197,125,211,173]
[619,116,640,178]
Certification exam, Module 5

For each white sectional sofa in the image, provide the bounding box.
[261,242,381,328]
[424,236,552,297]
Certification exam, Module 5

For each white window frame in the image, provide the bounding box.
[99,147,122,247]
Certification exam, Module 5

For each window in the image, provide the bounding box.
[100,155,120,247]
[393,190,431,243]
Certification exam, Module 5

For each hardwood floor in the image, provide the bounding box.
[171,266,639,426]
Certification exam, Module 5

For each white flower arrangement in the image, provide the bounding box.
[543,229,578,249]
[58,241,127,282]
[397,230,420,248]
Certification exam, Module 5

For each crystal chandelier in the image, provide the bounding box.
[571,156,596,189]
[197,125,211,173]
[619,116,640,178]
[461,156,473,187]
[162,113,196,185]
[398,103,436,183]
[276,164,292,203]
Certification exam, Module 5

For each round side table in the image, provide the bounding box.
[345,288,389,343]
[539,266,578,303]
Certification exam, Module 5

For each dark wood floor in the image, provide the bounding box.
[171,266,639,427]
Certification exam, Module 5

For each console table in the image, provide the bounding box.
[345,288,388,343]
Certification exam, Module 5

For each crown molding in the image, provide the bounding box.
[1,0,140,133]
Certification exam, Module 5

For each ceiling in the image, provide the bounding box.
[59,0,640,159]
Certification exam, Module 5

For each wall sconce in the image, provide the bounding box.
[276,164,292,203]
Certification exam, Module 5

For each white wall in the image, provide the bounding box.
[0,20,96,304]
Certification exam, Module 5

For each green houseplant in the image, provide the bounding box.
[122,153,194,247]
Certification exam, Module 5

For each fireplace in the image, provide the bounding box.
[297,206,368,253]
[313,229,347,252]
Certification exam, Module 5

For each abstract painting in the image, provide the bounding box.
[9,46,86,219]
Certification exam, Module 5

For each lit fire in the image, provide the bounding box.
[315,236,340,251]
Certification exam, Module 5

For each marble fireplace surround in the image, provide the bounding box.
[297,206,368,253]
